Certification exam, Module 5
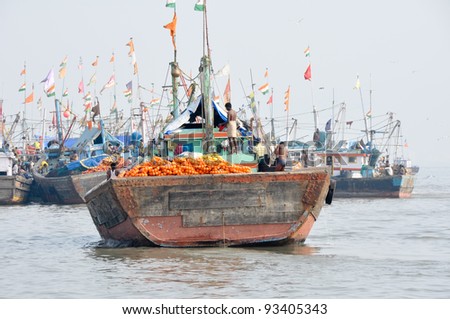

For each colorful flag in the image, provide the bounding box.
[258,83,270,95]
[166,0,176,8]
[150,98,161,105]
[304,46,310,57]
[46,83,56,97]
[41,69,56,97]
[366,110,372,118]
[264,68,269,78]
[83,92,92,101]
[109,53,115,63]
[223,77,231,103]
[100,75,116,94]
[87,73,96,86]
[18,83,26,92]
[59,56,68,67]
[284,86,290,111]
[91,56,99,67]
[163,13,177,49]
[194,0,205,11]
[124,81,132,99]
[123,88,132,98]
[304,64,311,81]
[354,75,361,90]
[267,94,273,105]
[25,91,34,104]
[62,88,69,97]
[20,68,26,76]
[78,80,85,94]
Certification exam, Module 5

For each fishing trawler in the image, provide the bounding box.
[289,102,415,198]
[32,99,123,204]
[0,144,32,205]
[84,2,333,247]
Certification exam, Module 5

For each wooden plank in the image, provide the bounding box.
[169,188,266,210]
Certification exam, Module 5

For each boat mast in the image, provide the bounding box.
[199,0,215,153]
[356,75,370,148]
[169,5,179,119]
[21,61,28,152]
[54,99,64,146]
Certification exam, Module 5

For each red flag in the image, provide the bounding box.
[20,68,26,76]
[304,64,311,81]
[78,80,84,94]
[223,77,231,103]
[266,94,273,105]
[163,13,177,49]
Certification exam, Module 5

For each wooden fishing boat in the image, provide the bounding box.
[0,149,33,204]
[31,99,123,204]
[32,169,106,204]
[84,2,333,247]
[85,167,332,247]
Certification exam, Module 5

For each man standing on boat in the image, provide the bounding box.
[225,102,238,154]
[274,141,287,171]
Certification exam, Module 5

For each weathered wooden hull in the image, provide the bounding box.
[333,174,415,198]
[85,168,331,247]
[32,171,107,204]
[0,175,33,205]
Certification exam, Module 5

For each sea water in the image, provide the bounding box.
[0,167,449,298]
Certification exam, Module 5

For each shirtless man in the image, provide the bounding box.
[274,141,287,171]
[225,102,238,154]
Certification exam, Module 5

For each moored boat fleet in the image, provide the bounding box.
[1,1,417,247]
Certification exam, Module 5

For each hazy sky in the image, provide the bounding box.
[1,0,449,166]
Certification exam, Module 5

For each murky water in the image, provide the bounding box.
[1,167,449,298]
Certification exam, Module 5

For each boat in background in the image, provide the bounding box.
[84,3,333,247]
[0,145,33,204]
[289,106,416,198]
[32,100,124,204]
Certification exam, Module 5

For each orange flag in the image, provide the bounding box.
[163,13,177,49]
[284,86,290,111]
[91,56,99,67]
[25,91,34,104]
[126,38,135,57]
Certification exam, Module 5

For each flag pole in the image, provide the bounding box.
[22,61,28,151]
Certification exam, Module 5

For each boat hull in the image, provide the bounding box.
[85,168,331,247]
[332,174,415,198]
[0,175,33,205]
[32,171,107,204]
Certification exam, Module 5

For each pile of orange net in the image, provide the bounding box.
[82,156,124,174]
[121,155,251,177]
